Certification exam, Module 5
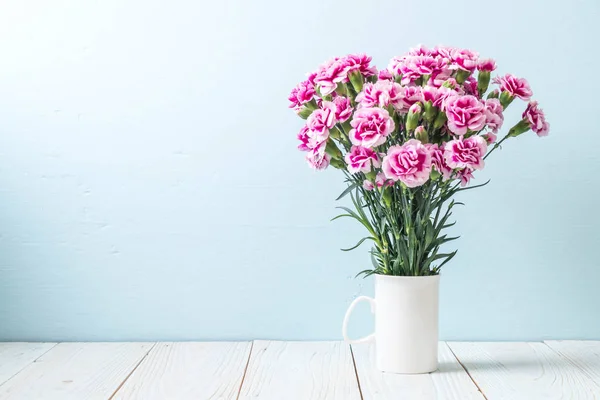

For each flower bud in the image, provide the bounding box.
[406,102,422,131]
[365,170,376,181]
[477,71,491,96]
[430,169,441,180]
[325,140,343,160]
[455,69,471,84]
[329,158,345,169]
[329,125,342,140]
[382,186,393,207]
[423,101,437,122]
[482,132,497,144]
[486,89,500,99]
[499,91,514,109]
[341,120,352,135]
[298,107,313,119]
[335,83,349,97]
[442,79,457,89]
[414,126,428,143]
[507,119,531,138]
[304,99,318,110]
[433,111,447,129]
[348,71,364,93]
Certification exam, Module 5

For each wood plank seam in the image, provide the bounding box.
[235,341,254,400]
[349,345,364,400]
[0,342,59,389]
[541,341,600,385]
[445,342,489,400]
[108,342,157,400]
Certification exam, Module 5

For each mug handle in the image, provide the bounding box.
[342,296,376,344]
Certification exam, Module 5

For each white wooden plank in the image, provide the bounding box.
[238,340,360,400]
[0,342,154,400]
[448,342,600,399]
[352,342,484,399]
[111,342,251,400]
[0,343,57,386]
[545,341,600,386]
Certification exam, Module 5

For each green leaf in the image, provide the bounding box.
[341,236,375,252]
[355,269,374,278]
[455,179,491,193]
[330,213,352,222]
[336,183,358,201]
[436,250,458,270]
[370,252,382,269]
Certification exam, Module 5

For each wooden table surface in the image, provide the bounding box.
[0,341,599,399]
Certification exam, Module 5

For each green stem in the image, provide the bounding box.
[484,134,510,160]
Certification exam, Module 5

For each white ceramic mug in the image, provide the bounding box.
[342,274,440,374]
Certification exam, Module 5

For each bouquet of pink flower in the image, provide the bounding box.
[289,45,549,277]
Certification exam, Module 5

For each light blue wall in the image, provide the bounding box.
[0,0,598,341]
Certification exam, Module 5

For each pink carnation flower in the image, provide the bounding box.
[411,55,443,75]
[387,55,407,77]
[444,136,488,170]
[423,86,458,109]
[408,44,432,56]
[305,149,331,170]
[349,107,395,148]
[356,81,403,109]
[343,54,377,77]
[395,86,423,113]
[482,132,497,144]
[304,140,330,170]
[288,79,316,110]
[314,54,377,95]
[297,126,311,151]
[493,74,533,100]
[382,139,432,188]
[523,101,550,137]
[477,58,497,72]
[484,98,504,133]
[432,45,455,60]
[375,172,393,188]
[345,146,381,174]
[425,143,452,180]
[314,57,347,96]
[397,60,422,85]
[451,49,479,72]
[332,96,353,122]
[444,95,486,136]
[377,69,393,80]
[393,56,443,85]
[429,67,453,87]
[306,101,337,147]
[464,76,479,96]
[363,180,375,191]
[457,168,474,187]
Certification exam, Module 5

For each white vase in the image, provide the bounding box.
[342,274,440,374]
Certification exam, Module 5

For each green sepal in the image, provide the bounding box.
[455,69,470,84]
[423,101,437,122]
[325,140,343,160]
[348,71,364,93]
[329,158,345,169]
[507,119,531,137]
[433,111,447,129]
[477,71,491,97]
[298,107,313,119]
[499,91,514,109]
[382,186,393,207]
